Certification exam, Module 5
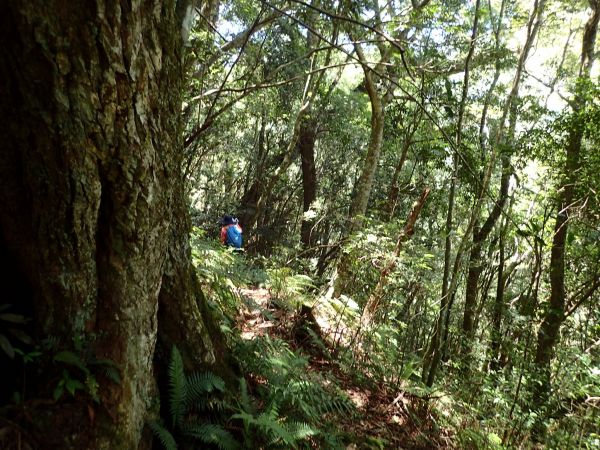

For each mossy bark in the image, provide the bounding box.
[0,1,223,448]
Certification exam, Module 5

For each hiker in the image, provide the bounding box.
[219,215,243,249]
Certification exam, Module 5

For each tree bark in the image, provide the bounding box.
[488,216,508,371]
[299,120,318,248]
[0,1,225,448]
[331,39,387,298]
[347,42,386,232]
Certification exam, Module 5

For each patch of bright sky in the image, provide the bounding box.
[338,63,364,91]
[510,1,593,112]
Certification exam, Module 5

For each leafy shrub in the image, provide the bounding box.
[234,335,354,448]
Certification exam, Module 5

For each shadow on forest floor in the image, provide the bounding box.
[235,286,452,449]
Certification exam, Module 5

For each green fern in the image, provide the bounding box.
[182,423,238,450]
[233,408,295,447]
[286,421,317,442]
[238,377,254,415]
[237,336,355,421]
[168,346,187,428]
[149,420,178,450]
[232,399,317,448]
[151,346,239,449]
[186,371,225,401]
[259,414,296,447]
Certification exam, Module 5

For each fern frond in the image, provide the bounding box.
[103,366,122,384]
[148,421,178,450]
[238,378,253,414]
[186,371,225,403]
[255,409,295,446]
[197,397,228,413]
[168,346,186,428]
[286,421,317,441]
[183,423,239,450]
[231,411,254,424]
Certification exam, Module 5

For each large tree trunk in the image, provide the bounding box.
[0,1,223,448]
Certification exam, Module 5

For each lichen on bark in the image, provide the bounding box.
[0,0,224,448]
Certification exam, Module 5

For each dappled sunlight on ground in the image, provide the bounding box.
[236,286,452,449]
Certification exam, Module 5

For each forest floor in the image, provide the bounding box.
[236,287,452,449]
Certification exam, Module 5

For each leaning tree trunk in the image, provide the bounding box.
[347,45,385,231]
[461,155,510,349]
[331,41,385,298]
[0,1,224,448]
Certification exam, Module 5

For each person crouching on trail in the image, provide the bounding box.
[219,215,243,249]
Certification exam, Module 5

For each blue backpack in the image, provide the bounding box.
[226,225,243,249]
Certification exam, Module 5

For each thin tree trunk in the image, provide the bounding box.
[385,109,423,219]
[247,13,330,232]
[461,155,511,348]
[422,0,481,386]
[460,0,541,354]
[423,0,544,386]
[332,0,430,297]
[360,188,430,328]
[347,43,386,231]
[299,120,318,247]
[533,0,599,411]
[488,216,509,370]
[331,39,387,298]
[239,116,268,230]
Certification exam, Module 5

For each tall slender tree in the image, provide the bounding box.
[533,0,599,413]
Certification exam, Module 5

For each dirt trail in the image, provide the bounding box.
[235,287,451,449]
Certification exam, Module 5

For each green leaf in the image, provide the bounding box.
[53,384,64,401]
[182,423,239,450]
[488,432,502,445]
[103,366,122,385]
[0,313,27,324]
[287,421,317,441]
[186,372,225,402]
[168,346,186,428]
[8,328,33,345]
[54,351,89,374]
[148,421,178,450]
[65,378,85,396]
[0,334,15,358]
